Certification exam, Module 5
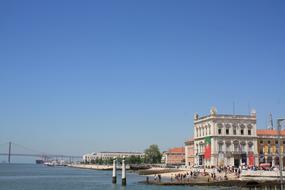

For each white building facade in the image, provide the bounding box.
[82,153,97,162]
[83,152,144,162]
[194,107,259,168]
[96,152,144,160]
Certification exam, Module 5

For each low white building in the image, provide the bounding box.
[96,152,144,160]
[82,152,97,162]
[82,151,144,162]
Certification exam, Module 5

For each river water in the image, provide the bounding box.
[0,164,280,190]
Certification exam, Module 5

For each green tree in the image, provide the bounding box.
[126,155,142,164]
[144,144,162,164]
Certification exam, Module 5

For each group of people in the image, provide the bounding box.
[148,165,253,184]
[170,171,197,182]
[153,174,162,182]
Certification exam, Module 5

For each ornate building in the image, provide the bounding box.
[193,107,259,168]
[257,129,285,166]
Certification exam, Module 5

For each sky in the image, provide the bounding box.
[0,0,285,162]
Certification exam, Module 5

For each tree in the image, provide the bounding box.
[144,144,162,164]
[126,155,143,164]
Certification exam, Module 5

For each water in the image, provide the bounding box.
[0,164,220,190]
[0,164,281,190]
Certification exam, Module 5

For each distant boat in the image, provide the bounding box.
[43,160,68,167]
[35,160,44,164]
[44,162,54,167]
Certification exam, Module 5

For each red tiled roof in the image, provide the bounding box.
[168,147,185,153]
[257,129,285,136]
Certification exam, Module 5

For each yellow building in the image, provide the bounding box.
[257,129,285,166]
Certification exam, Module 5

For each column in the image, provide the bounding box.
[112,157,117,184]
[122,156,126,186]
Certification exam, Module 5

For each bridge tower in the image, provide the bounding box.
[8,142,11,164]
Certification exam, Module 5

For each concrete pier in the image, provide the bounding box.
[112,157,117,184]
[122,156,126,186]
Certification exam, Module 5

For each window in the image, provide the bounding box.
[233,129,236,135]
[276,141,278,144]
[242,144,246,152]
[241,129,244,135]
[248,144,253,152]
[268,141,271,144]
[234,144,239,152]
[226,129,229,135]
[218,144,223,152]
[226,144,231,152]
[218,128,222,135]
[260,140,263,144]
[248,130,251,135]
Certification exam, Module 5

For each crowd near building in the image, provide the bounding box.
[83,151,144,162]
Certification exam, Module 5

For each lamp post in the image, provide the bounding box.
[277,119,285,190]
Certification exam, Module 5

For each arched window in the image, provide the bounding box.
[248,142,253,152]
[239,124,245,135]
[217,123,223,135]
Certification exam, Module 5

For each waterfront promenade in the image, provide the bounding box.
[69,163,285,187]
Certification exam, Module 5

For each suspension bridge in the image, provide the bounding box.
[0,141,82,164]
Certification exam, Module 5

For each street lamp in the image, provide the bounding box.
[277,118,285,189]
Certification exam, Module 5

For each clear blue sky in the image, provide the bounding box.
[0,0,285,159]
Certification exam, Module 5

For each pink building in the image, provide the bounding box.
[165,147,185,166]
[185,139,195,167]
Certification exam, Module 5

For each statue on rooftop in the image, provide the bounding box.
[210,106,217,116]
[194,113,199,120]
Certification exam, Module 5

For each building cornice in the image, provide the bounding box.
[194,114,256,124]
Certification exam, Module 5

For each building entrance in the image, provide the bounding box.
[234,158,240,168]
[241,153,247,165]
[199,155,204,165]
